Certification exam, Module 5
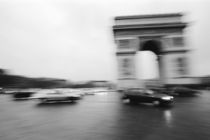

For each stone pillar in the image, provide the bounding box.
[157,54,164,86]
[161,35,189,84]
[115,38,142,90]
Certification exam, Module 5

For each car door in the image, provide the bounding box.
[144,92,155,103]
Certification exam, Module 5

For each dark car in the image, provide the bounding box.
[13,91,35,100]
[122,88,174,106]
[168,86,200,97]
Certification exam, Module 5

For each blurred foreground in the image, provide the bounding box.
[0,89,210,140]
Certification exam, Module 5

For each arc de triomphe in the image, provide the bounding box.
[112,13,189,90]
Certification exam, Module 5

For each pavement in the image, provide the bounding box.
[0,90,210,140]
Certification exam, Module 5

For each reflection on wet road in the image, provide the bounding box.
[0,90,210,140]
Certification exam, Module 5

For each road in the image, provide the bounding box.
[0,90,210,140]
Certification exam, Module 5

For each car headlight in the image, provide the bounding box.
[161,96,173,100]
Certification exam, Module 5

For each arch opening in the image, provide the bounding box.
[137,40,163,83]
[140,40,162,55]
[136,51,159,80]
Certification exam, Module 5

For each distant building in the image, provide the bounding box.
[144,79,163,89]
[89,81,115,89]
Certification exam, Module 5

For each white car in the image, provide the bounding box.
[31,89,82,103]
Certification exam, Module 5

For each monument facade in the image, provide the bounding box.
[113,13,189,90]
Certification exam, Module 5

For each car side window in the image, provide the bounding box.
[144,92,153,96]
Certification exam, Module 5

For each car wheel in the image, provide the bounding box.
[153,100,160,106]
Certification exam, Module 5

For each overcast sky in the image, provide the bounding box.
[0,0,209,81]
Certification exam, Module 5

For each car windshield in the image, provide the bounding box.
[144,91,154,95]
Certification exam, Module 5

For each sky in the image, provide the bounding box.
[0,0,209,81]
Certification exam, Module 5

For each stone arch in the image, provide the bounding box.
[138,39,163,82]
[113,13,189,90]
[140,40,162,55]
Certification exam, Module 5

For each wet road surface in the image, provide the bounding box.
[0,90,210,140]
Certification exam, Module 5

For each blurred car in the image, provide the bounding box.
[12,90,35,100]
[31,90,81,103]
[122,88,174,106]
[168,86,200,97]
[0,87,4,94]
